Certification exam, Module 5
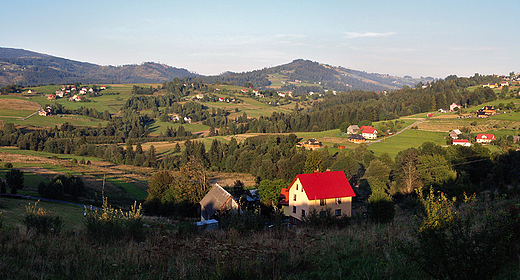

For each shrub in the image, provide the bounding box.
[39,174,86,199]
[85,198,144,243]
[366,199,395,223]
[402,188,520,279]
[4,162,13,168]
[22,201,63,235]
[0,181,6,193]
[219,209,267,233]
[5,168,24,194]
[302,208,350,228]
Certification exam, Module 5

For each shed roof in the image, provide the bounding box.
[200,184,235,220]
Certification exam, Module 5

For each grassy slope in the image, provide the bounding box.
[369,130,447,157]
[0,148,147,202]
[0,197,86,231]
[148,120,210,136]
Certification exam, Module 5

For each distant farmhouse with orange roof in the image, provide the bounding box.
[297,139,323,150]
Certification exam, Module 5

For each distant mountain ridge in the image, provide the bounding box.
[0,47,197,85]
[203,59,433,92]
[0,47,433,91]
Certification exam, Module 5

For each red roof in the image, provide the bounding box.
[453,139,469,143]
[361,126,377,134]
[476,134,495,140]
[289,171,356,200]
[279,188,289,205]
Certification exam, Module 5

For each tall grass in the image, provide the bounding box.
[0,197,518,279]
[84,198,144,243]
[22,200,63,235]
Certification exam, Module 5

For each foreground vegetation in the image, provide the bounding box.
[0,191,518,279]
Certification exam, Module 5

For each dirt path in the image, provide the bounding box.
[21,109,41,120]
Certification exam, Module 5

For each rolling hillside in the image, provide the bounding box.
[202,59,434,92]
[0,48,433,91]
[0,48,197,85]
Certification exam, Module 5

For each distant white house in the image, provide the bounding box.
[449,129,463,139]
[69,95,81,101]
[450,103,462,111]
[452,139,471,146]
[360,126,378,139]
[346,125,360,134]
[476,134,495,144]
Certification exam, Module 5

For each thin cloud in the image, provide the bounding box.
[344,32,397,38]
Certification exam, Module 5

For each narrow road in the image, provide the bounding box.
[21,108,41,120]
[0,193,101,211]
[367,118,425,145]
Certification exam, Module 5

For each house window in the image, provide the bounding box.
[293,194,297,201]
[335,209,341,216]
[320,199,326,206]
[301,209,306,217]
[293,206,296,213]
[296,184,298,190]
[336,198,342,205]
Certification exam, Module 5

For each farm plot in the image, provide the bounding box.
[369,129,446,158]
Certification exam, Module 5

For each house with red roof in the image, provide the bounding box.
[476,134,495,144]
[360,126,378,139]
[280,170,356,223]
[452,139,471,146]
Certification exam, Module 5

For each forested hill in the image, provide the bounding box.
[0,48,432,91]
[202,59,434,92]
[0,47,197,86]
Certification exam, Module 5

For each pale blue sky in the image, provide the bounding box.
[3,0,518,78]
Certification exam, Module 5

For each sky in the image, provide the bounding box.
[3,0,519,78]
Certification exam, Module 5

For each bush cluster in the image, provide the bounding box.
[22,201,63,235]
[219,209,267,233]
[84,198,144,243]
[302,208,351,228]
[402,188,520,279]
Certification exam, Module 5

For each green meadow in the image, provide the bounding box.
[0,109,35,118]
[3,114,108,127]
[104,177,148,200]
[148,120,210,135]
[368,129,447,157]
[0,197,86,231]
[30,94,132,114]
[0,147,101,162]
